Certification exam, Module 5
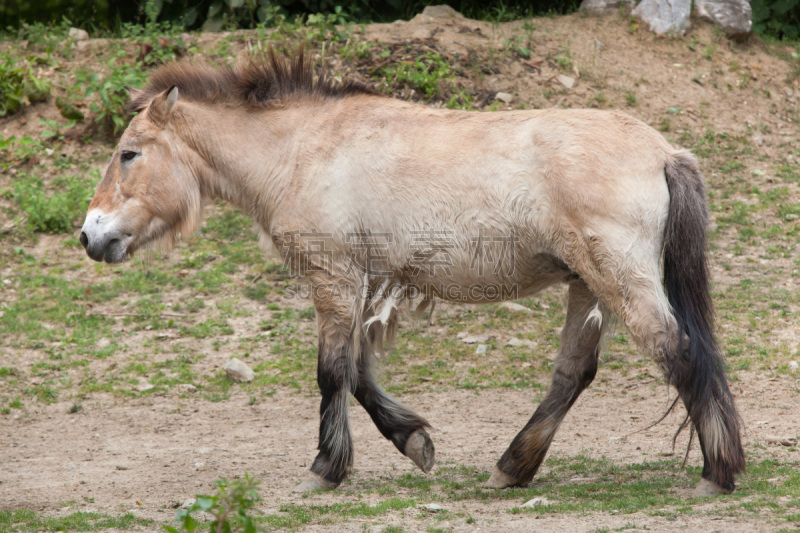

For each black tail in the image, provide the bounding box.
[663,153,745,490]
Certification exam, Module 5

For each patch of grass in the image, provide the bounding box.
[0,509,154,531]
[376,51,454,99]
[9,170,99,233]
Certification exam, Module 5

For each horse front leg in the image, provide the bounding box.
[354,331,434,473]
[294,304,358,492]
[488,279,605,488]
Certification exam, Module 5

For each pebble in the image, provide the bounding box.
[177,384,197,394]
[521,497,553,508]
[789,361,799,372]
[557,74,576,89]
[421,503,444,512]
[505,337,537,349]
[460,334,488,344]
[495,91,513,104]
[501,302,533,314]
[135,381,155,392]
[223,358,255,382]
[68,27,89,41]
[181,498,196,510]
[752,134,764,146]
[475,344,489,355]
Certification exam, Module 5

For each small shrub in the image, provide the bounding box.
[11,171,98,234]
[165,476,260,533]
[0,53,51,117]
[378,51,453,99]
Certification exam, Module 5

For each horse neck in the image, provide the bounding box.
[177,102,302,229]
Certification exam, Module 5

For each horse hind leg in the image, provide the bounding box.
[603,278,744,495]
[354,329,434,473]
[488,278,606,488]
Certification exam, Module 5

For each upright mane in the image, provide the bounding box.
[128,47,376,112]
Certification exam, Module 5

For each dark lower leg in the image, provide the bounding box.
[309,335,357,485]
[354,354,433,471]
[494,280,603,485]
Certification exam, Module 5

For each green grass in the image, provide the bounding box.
[0,509,154,532]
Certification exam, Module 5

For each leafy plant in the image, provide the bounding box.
[378,51,453,99]
[0,52,51,117]
[10,171,98,234]
[165,476,261,533]
[752,0,800,40]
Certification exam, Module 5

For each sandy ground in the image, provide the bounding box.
[2,369,798,531]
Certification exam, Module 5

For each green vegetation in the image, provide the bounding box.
[0,509,154,531]
[166,476,260,533]
[0,52,50,117]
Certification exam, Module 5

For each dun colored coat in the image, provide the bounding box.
[80,50,744,495]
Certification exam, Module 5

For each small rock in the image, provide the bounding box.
[557,75,575,89]
[177,384,197,394]
[505,337,537,349]
[789,361,799,372]
[460,334,488,344]
[501,302,533,314]
[420,5,462,18]
[633,0,692,35]
[421,503,444,512]
[495,91,513,104]
[68,27,89,41]
[181,498,196,510]
[223,358,255,383]
[116,465,129,470]
[580,0,635,15]
[521,497,553,508]
[475,344,488,355]
[135,381,155,392]
[752,134,764,146]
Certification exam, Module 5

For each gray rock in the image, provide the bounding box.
[421,503,444,512]
[459,333,488,344]
[752,134,764,146]
[558,74,576,89]
[177,383,197,394]
[223,358,255,383]
[501,302,533,314]
[505,337,537,349]
[68,27,89,41]
[420,5,462,18]
[580,0,635,15]
[181,498,196,510]
[475,344,489,355]
[495,91,513,104]
[633,0,691,35]
[521,497,553,508]
[694,0,751,40]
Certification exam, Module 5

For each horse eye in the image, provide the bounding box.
[121,150,139,162]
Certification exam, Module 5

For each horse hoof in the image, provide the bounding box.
[293,473,339,493]
[693,477,733,497]
[405,428,435,473]
[485,466,519,489]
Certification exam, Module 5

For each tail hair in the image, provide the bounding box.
[663,152,745,488]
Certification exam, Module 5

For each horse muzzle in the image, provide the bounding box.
[80,209,129,263]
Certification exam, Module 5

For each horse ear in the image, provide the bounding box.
[148,85,179,123]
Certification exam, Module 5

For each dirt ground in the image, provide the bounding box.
[2,5,800,533]
[2,370,798,532]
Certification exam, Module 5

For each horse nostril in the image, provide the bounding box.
[79,231,89,249]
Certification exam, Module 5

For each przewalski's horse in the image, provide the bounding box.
[79,49,744,495]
